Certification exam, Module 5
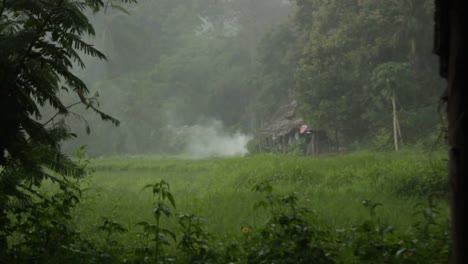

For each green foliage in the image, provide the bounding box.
[288,0,443,148]
[177,214,217,264]
[4,177,101,263]
[334,199,450,264]
[0,0,135,257]
[98,216,128,259]
[246,182,334,264]
[392,159,448,198]
[369,62,416,100]
[134,180,177,263]
[62,153,448,262]
[370,128,393,151]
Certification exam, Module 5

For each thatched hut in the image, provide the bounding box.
[256,100,319,155]
[258,101,302,137]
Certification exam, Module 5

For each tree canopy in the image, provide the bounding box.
[271,0,442,150]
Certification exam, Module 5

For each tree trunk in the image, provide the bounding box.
[447,1,468,263]
[435,0,468,263]
[396,115,402,145]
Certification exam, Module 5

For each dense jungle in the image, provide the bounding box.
[0,0,452,263]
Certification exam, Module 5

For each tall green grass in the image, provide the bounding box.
[71,150,448,246]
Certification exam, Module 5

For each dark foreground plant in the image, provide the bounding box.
[133,180,177,263]
[244,181,335,264]
[334,199,450,264]
[4,178,101,264]
[177,213,218,264]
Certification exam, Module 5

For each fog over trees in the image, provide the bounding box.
[58,0,291,156]
[55,0,442,157]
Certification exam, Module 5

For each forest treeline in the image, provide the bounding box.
[56,0,443,155]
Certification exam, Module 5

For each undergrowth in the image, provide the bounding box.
[2,151,450,263]
[3,179,450,263]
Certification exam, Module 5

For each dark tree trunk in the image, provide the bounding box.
[435,0,468,263]
[447,2,468,262]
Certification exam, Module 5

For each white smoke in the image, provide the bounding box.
[176,120,251,158]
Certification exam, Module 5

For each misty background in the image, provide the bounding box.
[51,0,442,157]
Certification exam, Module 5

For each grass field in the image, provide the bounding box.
[70,150,449,247]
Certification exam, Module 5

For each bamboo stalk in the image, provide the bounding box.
[392,94,399,152]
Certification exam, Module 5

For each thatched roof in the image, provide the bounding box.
[258,117,303,137]
[270,100,298,121]
[258,100,302,137]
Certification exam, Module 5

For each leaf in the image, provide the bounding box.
[161,204,171,217]
[153,186,161,195]
[141,184,154,191]
[166,192,176,208]
[153,207,161,217]
[160,228,177,242]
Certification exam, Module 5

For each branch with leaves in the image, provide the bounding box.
[0,0,136,255]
